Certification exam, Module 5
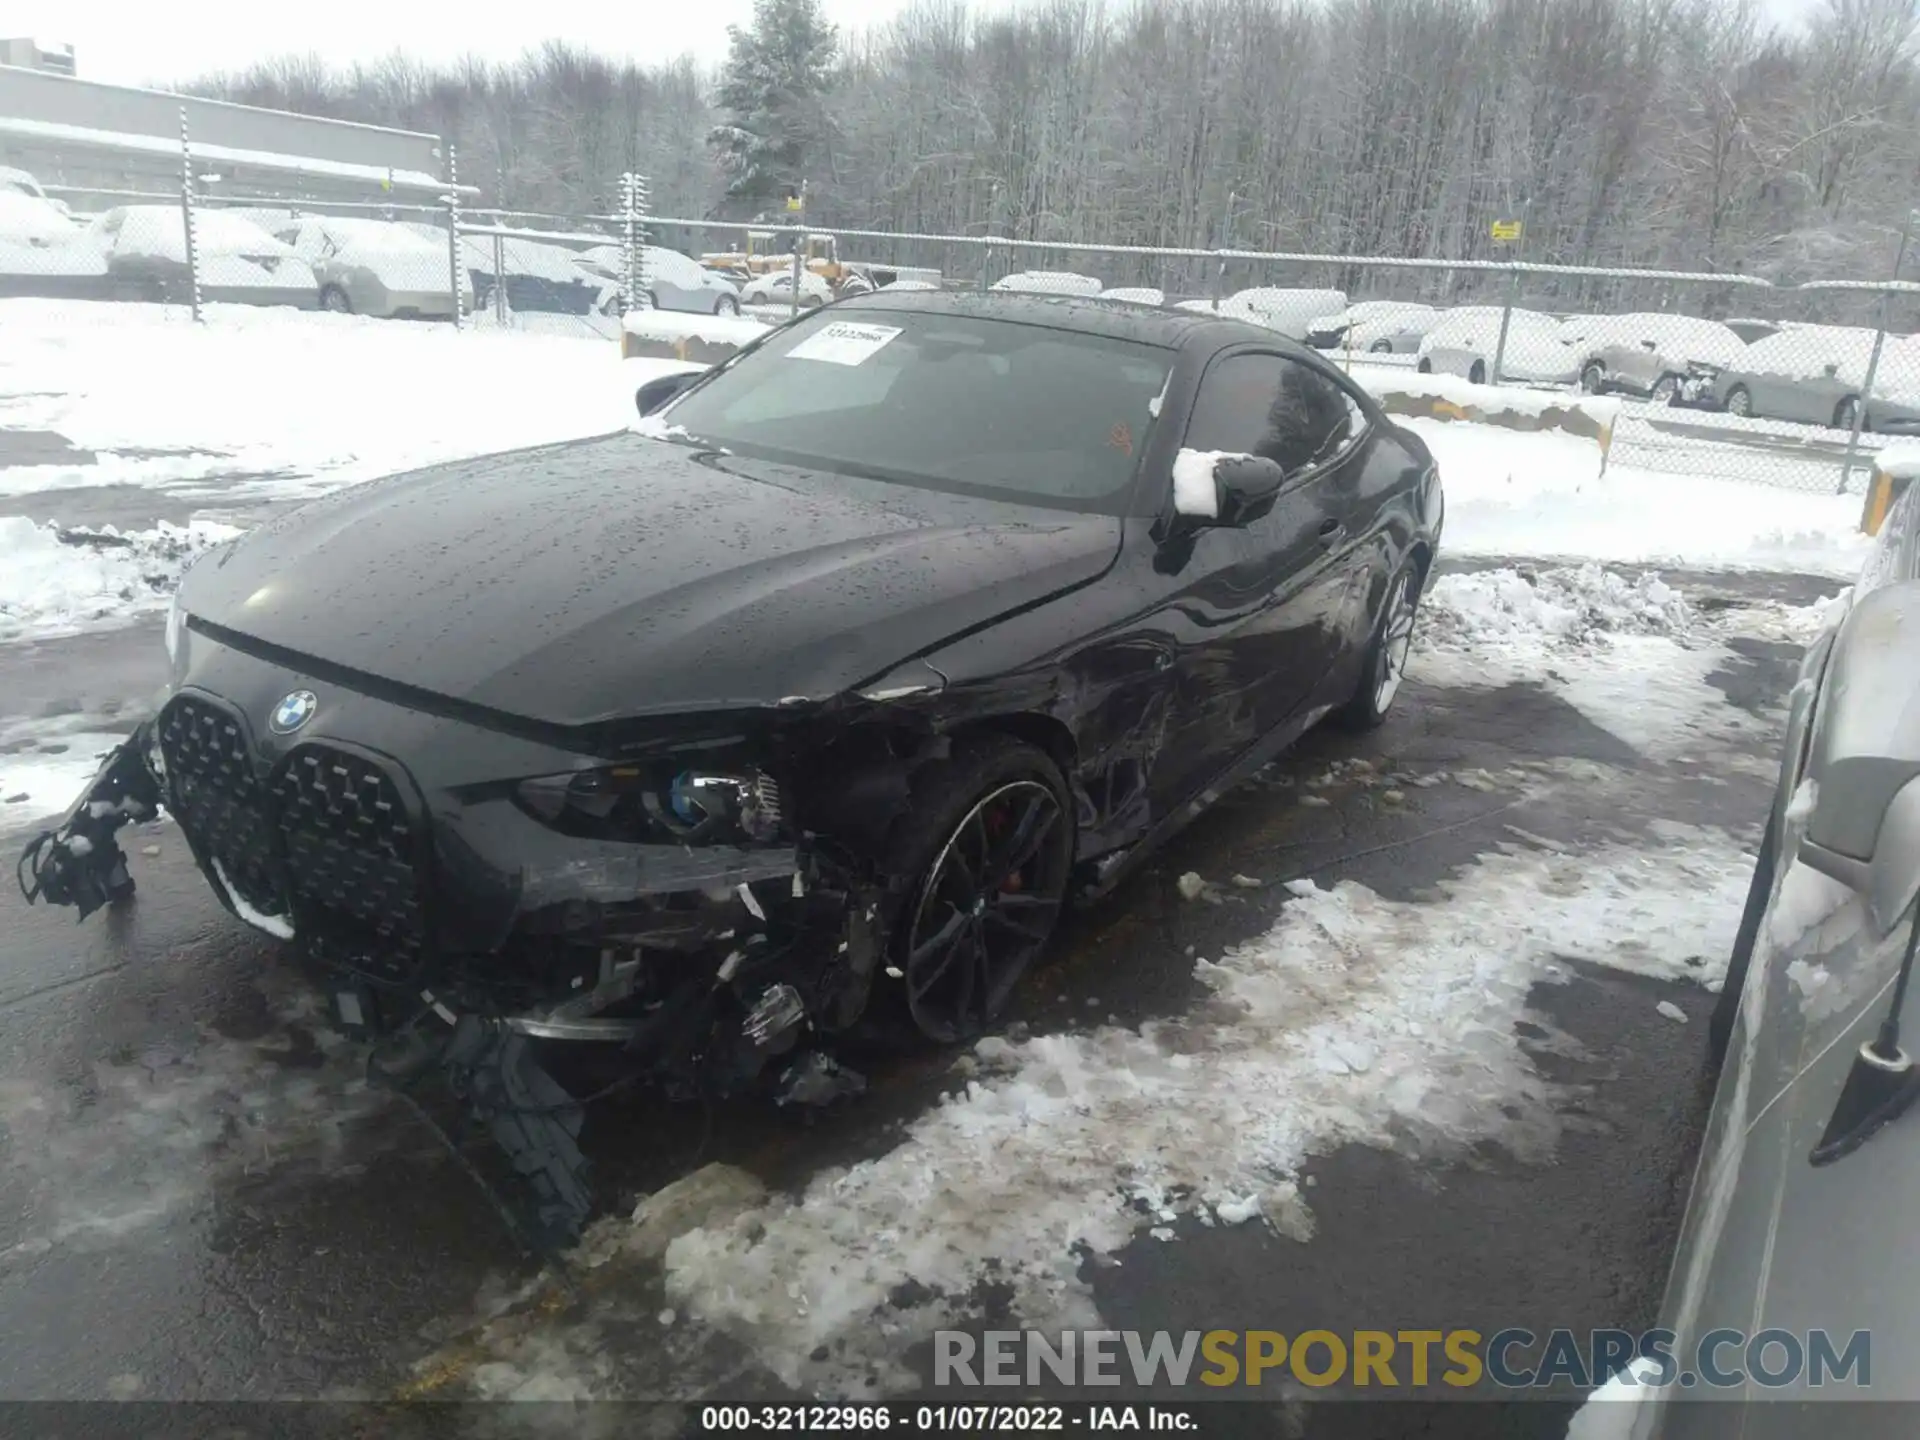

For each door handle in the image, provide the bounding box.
[1317,518,1346,548]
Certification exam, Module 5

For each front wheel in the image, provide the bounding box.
[885,737,1075,1045]
[1834,396,1861,431]
[1369,338,1392,354]
[1580,363,1606,394]
[715,294,740,316]
[1417,358,1433,374]
[1650,374,1681,406]
[1468,360,1487,385]
[319,284,352,314]
[1725,384,1752,418]
[1335,560,1424,731]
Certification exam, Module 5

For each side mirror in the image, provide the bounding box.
[1796,582,1920,933]
[1172,452,1287,530]
[635,370,700,417]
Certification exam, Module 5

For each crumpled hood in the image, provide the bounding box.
[180,433,1121,726]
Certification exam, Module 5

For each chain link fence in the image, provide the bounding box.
[5,101,1916,497]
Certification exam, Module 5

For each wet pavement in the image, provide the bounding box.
[0,558,1821,1427]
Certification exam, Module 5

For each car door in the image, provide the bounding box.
[651,252,701,311]
[1145,350,1369,810]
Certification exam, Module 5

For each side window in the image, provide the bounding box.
[1184,353,1368,477]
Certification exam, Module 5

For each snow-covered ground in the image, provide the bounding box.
[1422,419,1872,577]
[0,300,635,508]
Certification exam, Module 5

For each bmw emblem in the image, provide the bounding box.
[270,690,318,735]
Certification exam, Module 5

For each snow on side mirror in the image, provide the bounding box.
[1797,581,1920,933]
[1171,449,1287,529]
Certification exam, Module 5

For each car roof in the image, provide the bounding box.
[832,289,1283,351]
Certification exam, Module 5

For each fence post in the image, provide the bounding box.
[1213,190,1236,310]
[445,143,463,330]
[788,179,807,321]
[178,106,203,324]
[492,229,507,324]
[1838,208,1914,494]
[619,172,637,312]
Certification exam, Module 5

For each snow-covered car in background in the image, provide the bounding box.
[1190,287,1349,342]
[878,278,941,292]
[0,165,71,216]
[739,268,833,307]
[1100,286,1166,306]
[274,216,471,319]
[1417,305,1577,386]
[0,190,101,296]
[1707,326,1891,431]
[88,206,318,308]
[1563,313,1748,407]
[450,232,603,316]
[577,244,742,315]
[1306,300,1439,353]
[991,270,1104,296]
[1725,316,1782,344]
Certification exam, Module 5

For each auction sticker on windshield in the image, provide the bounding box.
[787,321,904,366]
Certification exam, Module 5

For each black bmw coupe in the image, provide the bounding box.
[21,291,1442,1238]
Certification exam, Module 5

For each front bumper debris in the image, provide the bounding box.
[16,708,881,1250]
[16,722,162,921]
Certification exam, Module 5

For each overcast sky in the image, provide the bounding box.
[17,0,1819,92]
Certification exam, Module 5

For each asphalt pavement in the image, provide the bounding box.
[0,559,1818,1434]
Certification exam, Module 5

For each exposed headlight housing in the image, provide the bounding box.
[517,761,784,845]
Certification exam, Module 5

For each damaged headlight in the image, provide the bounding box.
[517,761,784,844]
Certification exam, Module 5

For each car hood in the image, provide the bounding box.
[179,432,1122,727]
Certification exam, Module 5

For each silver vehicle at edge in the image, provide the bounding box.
[1599,477,1920,1438]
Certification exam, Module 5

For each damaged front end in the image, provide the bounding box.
[17,695,937,1251]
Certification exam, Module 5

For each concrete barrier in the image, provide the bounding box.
[620,310,769,365]
[1862,454,1919,536]
[1349,366,1622,461]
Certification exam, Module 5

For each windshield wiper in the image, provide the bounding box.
[1811,901,1920,1166]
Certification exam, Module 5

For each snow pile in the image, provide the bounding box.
[1424,564,1693,648]
[1413,418,1873,577]
[0,517,238,642]
[658,827,1751,1392]
[1876,439,1920,479]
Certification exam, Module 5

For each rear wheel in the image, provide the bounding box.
[1335,559,1424,731]
[1650,374,1681,406]
[1369,338,1392,354]
[715,294,740,316]
[884,738,1075,1045]
[1834,396,1861,431]
[1417,358,1433,374]
[1725,384,1752,418]
[1580,362,1606,394]
[1709,819,1778,1071]
[319,284,352,314]
[1468,360,1487,385]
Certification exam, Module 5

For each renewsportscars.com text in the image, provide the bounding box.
[934,1328,1871,1391]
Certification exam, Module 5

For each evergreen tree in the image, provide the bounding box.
[708,0,839,215]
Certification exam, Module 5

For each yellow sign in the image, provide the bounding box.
[785,195,804,212]
[1490,219,1523,242]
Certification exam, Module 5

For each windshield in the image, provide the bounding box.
[660,309,1174,513]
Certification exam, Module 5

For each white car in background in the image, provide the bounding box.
[88,205,318,308]
[274,215,471,319]
[0,190,99,290]
[1307,300,1438,353]
[1417,305,1577,386]
[991,270,1104,296]
[739,268,833,308]
[577,244,742,315]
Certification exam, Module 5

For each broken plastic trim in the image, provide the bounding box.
[15,722,162,920]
